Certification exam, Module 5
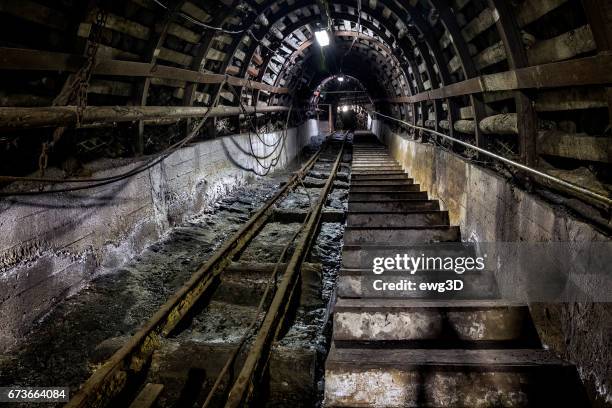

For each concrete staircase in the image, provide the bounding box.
[324,133,589,407]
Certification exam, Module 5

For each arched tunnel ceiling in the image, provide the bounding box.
[0,0,484,106]
[1,0,606,115]
[0,0,610,200]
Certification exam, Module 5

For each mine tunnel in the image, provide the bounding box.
[0,0,611,407]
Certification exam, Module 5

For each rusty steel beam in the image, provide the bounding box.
[64,142,324,408]
[225,138,346,408]
[0,105,290,130]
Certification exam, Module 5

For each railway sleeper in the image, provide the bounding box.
[146,340,317,408]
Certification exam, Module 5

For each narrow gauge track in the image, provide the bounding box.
[65,132,349,408]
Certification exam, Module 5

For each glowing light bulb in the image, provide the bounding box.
[337,76,345,82]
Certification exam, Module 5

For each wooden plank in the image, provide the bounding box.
[0,105,290,129]
[327,347,572,369]
[128,383,164,408]
[582,0,612,125]
[431,0,487,146]
[538,130,612,162]
[487,0,537,165]
[0,48,289,94]
[0,0,67,31]
[384,55,612,101]
[0,48,84,71]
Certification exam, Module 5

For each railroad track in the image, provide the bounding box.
[65,132,350,408]
[324,131,590,407]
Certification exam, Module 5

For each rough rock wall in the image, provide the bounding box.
[0,128,307,353]
[383,128,612,407]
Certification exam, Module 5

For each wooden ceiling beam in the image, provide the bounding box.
[383,54,612,102]
[0,48,289,94]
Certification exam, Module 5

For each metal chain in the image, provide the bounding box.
[75,6,108,127]
[38,5,107,176]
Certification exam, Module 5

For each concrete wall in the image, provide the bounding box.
[300,119,324,140]
[0,128,309,352]
[369,119,383,138]
[383,128,612,406]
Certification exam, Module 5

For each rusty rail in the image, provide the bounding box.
[65,141,326,408]
[225,135,346,407]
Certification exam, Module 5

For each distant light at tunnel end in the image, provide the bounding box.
[315,30,330,47]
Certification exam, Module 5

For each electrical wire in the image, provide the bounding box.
[152,0,246,34]
[226,82,293,176]
[151,0,277,54]
[0,79,229,197]
[1,2,293,194]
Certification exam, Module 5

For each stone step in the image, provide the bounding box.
[350,179,415,185]
[348,200,439,212]
[348,192,429,201]
[352,166,399,170]
[351,158,395,161]
[350,173,409,180]
[324,347,589,407]
[350,184,421,193]
[344,226,461,245]
[352,169,403,173]
[341,243,478,269]
[346,211,449,227]
[352,157,393,161]
[351,167,403,172]
[352,161,399,165]
[332,299,539,347]
[352,161,393,164]
[337,268,499,299]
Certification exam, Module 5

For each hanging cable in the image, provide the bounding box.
[0,78,230,197]
[2,1,295,193]
[225,82,293,176]
[151,0,278,55]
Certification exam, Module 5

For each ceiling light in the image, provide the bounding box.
[315,30,330,47]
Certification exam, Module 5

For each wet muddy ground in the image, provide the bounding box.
[0,142,350,408]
